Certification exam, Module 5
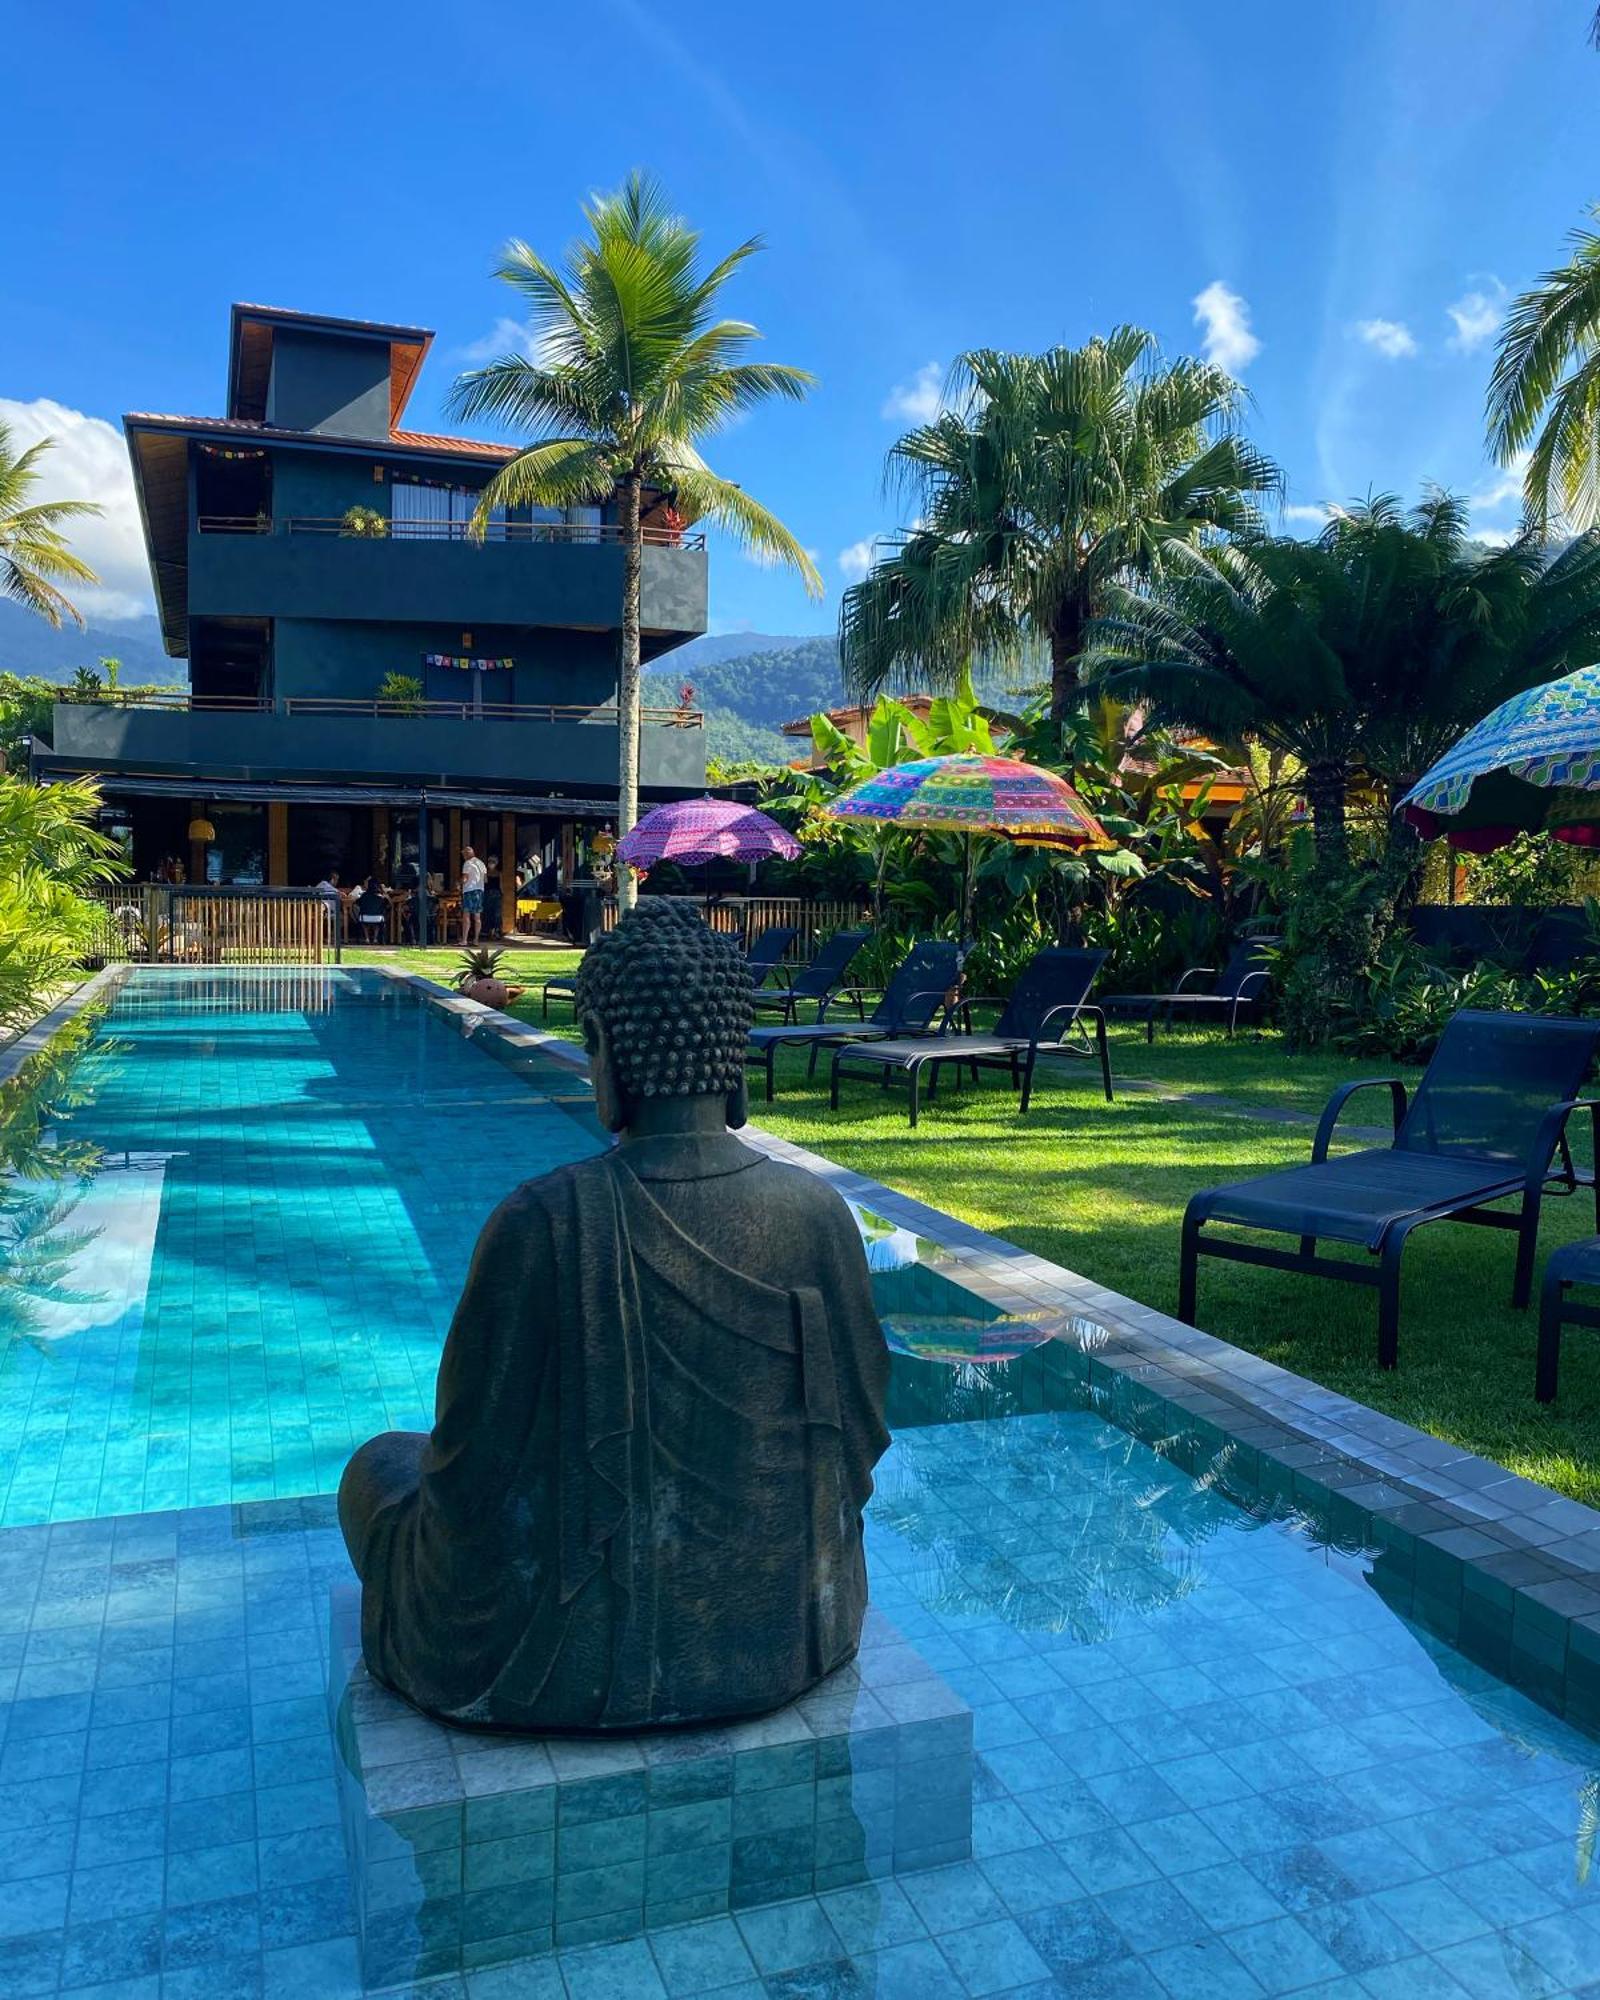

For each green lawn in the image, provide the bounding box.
[348,946,1600,1503]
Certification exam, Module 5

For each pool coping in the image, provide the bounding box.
[0,964,128,1095]
[371,965,1600,1731]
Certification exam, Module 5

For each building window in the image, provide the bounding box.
[391,479,506,542]
[205,803,267,885]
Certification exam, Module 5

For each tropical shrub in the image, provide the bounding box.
[0,776,128,1026]
[376,672,425,714]
[340,506,388,538]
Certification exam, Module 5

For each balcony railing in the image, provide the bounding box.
[196,515,707,550]
[54,688,704,727]
[57,689,271,712]
[281,697,703,726]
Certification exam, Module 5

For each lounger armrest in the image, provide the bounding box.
[1234,969,1272,998]
[897,987,962,1032]
[817,984,883,1023]
[1035,1000,1102,1046]
[1174,967,1217,993]
[1526,1098,1600,1189]
[1311,1077,1408,1162]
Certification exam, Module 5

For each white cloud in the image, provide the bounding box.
[1446,277,1507,354]
[1468,450,1530,533]
[1353,318,1419,360]
[1472,524,1518,547]
[0,398,151,620]
[454,317,560,366]
[881,362,944,425]
[838,539,876,582]
[1192,281,1261,375]
[1283,502,1333,526]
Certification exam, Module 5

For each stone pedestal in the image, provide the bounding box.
[327,1586,972,1988]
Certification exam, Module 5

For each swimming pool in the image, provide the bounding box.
[0,967,1597,1999]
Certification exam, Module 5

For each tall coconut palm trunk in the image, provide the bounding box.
[616,471,643,914]
[1049,601,1089,720]
[1303,760,1349,873]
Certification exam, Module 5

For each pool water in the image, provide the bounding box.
[0,968,1597,1999]
[0,971,605,1525]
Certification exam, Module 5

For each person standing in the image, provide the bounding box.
[460,845,487,945]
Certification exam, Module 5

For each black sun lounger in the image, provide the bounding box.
[744,938,963,1104]
[1536,1231,1600,1402]
[751,928,873,1025]
[543,919,797,1020]
[1105,936,1277,1043]
[1180,1008,1600,1369]
[828,947,1112,1127]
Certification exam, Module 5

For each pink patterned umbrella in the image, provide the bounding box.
[615,796,801,867]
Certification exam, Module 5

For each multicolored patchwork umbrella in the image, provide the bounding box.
[881,1312,1057,1365]
[614,796,801,867]
[824,754,1111,934]
[1400,665,1600,853]
[826,754,1111,846]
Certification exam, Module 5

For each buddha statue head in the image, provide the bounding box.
[576,900,754,1137]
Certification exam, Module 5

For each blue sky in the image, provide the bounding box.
[4,0,1595,635]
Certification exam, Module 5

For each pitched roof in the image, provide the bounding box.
[227,303,434,428]
[391,429,514,461]
[125,413,511,460]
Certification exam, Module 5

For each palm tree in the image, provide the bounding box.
[451,174,821,909]
[1089,493,1600,872]
[839,332,1279,720]
[1487,206,1600,532]
[0,420,101,628]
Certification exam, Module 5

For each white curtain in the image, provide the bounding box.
[390,482,505,539]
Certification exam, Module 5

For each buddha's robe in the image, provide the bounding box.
[338,1132,891,1731]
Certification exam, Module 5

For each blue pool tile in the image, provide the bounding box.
[899,1863,1005,1935]
[934,1915,1050,1996]
[734,1898,842,1975]
[1224,1915,1345,1994]
[1144,1935,1266,1998]
[849,1938,966,1999]
[647,1914,758,1994]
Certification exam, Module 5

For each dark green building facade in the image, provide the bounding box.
[34,304,708,901]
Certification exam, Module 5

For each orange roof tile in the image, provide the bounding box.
[124,413,514,461]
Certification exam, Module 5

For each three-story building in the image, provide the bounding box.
[33,303,708,914]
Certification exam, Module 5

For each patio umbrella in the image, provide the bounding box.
[881,1311,1057,1364]
[1400,665,1600,853]
[824,753,1111,934]
[614,796,801,867]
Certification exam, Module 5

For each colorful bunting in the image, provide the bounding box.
[424,654,514,672]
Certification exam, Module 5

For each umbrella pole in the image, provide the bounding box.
[961,832,975,943]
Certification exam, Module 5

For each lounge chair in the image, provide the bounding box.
[744,924,798,991]
[745,939,963,1104]
[828,947,1112,1127]
[1536,1227,1600,1402]
[1179,1008,1600,1369]
[1105,936,1278,1043]
[542,919,797,1021]
[751,927,873,1024]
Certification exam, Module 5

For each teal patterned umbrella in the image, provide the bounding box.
[1400,665,1600,852]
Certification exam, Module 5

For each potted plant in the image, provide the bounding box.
[453,946,523,1010]
[340,505,388,538]
[377,672,425,716]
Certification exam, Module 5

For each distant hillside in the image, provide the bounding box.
[0,602,180,684]
[649,634,844,763]
[651,632,1033,764]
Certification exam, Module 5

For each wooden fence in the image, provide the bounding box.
[599,895,866,960]
[83,886,329,966]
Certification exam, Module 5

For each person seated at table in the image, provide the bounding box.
[337,899,891,1731]
[391,856,420,943]
[355,875,389,944]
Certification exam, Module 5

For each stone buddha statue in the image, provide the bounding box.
[337,900,891,1732]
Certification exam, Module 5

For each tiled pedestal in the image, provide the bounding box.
[326,1586,972,1989]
